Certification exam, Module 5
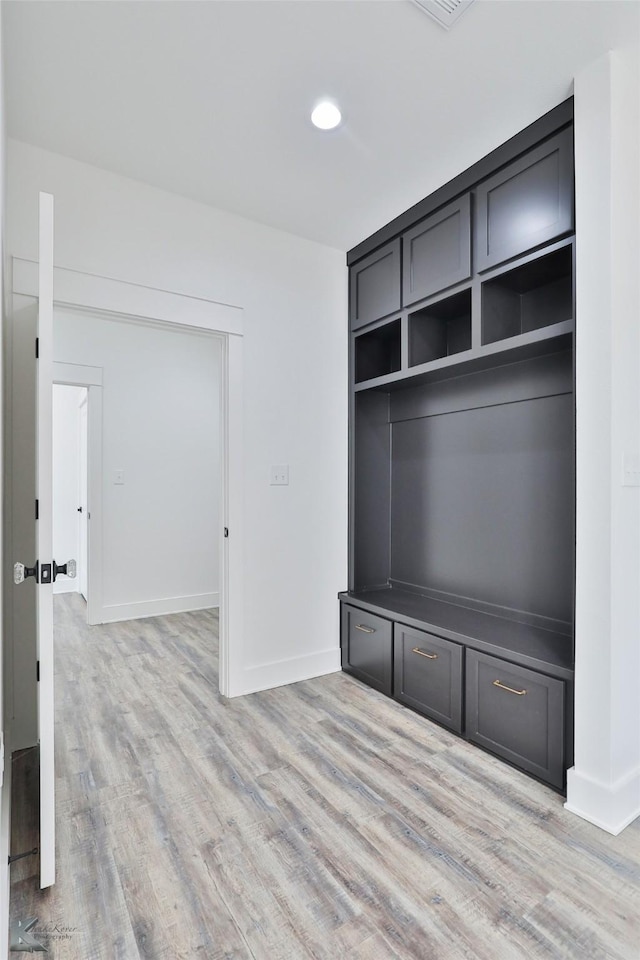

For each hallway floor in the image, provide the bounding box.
[10,593,640,958]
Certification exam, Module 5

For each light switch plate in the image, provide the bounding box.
[114,469,125,485]
[270,464,289,485]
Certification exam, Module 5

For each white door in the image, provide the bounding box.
[78,393,88,600]
[35,192,56,889]
[13,193,66,889]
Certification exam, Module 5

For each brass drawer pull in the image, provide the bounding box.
[412,647,438,660]
[493,679,527,696]
[354,624,375,634]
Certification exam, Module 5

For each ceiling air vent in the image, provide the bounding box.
[412,0,475,30]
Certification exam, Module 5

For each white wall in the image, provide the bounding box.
[52,383,83,595]
[7,141,348,695]
[568,44,640,834]
[54,311,221,620]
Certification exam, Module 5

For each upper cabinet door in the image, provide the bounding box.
[350,240,401,330]
[402,194,471,307]
[475,127,574,273]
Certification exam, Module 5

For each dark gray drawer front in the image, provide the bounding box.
[402,195,471,307]
[341,604,392,695]
[394,625,463,732]
[466,650,565,788]
[350,241,401,330]
[475,127,574,273]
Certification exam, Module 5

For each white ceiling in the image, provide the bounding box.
[3,1,639,251]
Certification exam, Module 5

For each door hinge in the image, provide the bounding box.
[36,660,40,682]
[35,337,39,359]
[224,528,229,538]
[35,499,39,520]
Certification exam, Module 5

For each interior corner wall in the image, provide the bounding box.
[569,43,640,834]
[6,141,348,694]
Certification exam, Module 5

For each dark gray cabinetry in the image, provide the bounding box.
[402,195,471,307]
[350,240,401,330]
[475,127,574,273]
[339,592,572,788]
[394,626,463,733]
[341,604,392,695]
[465,650,565,789]
[342,101,575,792]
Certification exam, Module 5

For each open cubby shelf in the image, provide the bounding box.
[482,245,573,346]
[354,325,573,393]
[409,288,472,366]
[354,318,401,384]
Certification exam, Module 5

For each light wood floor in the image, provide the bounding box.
[10,593,640,959]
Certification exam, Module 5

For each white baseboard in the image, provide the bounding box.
[97,592,219,624]
[238,647,341,697]
[565,764,640,835]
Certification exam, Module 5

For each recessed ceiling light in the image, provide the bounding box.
[311,101,342,131]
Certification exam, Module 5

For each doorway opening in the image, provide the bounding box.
[53,307,223,644]
[10,253,244,704]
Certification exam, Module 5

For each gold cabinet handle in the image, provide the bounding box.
[355,624,375,634]
[412,647,438,660]
[493,679,527,696]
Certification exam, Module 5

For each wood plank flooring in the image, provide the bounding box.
[10,593,640,959]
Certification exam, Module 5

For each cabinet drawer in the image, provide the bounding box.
[475,127,574,273]
[341,604,392,695]
[466,650,565,788]
[402,195,471,307]
[350,240,401,331]
[394,625,463,733]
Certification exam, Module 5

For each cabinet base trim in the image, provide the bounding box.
[565,765,640,835]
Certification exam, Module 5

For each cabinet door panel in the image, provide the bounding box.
[402,195,471,307]
[350,241,401,330]
[394,625,463,732]
[466,650,565,788]
[341,604,392,694]
[475,127,574,272]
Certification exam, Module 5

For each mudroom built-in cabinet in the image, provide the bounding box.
[340,99,575,792]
